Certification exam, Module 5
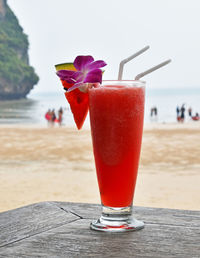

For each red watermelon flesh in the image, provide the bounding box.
[61,80,89,130]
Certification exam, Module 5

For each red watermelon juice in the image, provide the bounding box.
[89,81,145,208]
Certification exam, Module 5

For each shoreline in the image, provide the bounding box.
[0,121,199,129]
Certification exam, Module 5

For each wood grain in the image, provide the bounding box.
[0,202,199,257]
[0,202,78,247]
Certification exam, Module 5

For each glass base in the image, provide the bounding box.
[90,205,144,232]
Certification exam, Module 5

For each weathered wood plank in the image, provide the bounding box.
[53,201,200,228]
[0,218,199,258]
[0,202,79,247]
[0,202,200,258]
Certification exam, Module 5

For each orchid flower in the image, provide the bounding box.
[56,55,107,92]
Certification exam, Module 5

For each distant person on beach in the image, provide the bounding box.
[150,106,158,122]
[50,109,56,127]
[188,107,192,117]
[176,106,180,118]
[45,109,51,127]
[150,106,158,117]
[192,112,199,121]
[176,106,181,122]
[58,107,63,126]
[180,104,186,123]
[154,106,157,116]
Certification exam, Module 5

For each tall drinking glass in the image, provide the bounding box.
[88,80,145,232]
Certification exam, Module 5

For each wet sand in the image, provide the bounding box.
[0,123,200,212]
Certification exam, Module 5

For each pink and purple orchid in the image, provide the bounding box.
[56,55,107,92]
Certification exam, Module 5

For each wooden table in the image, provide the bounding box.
[0,202,199,257]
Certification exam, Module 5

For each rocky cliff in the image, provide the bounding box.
[0,0,39,100]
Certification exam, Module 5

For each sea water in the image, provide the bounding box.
[0,88,200,127]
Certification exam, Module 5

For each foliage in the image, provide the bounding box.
[0,2,39,89]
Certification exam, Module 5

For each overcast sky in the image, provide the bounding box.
[7,0,200,93]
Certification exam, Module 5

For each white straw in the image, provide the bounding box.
[118,46,150,80]
[135,59,171,80]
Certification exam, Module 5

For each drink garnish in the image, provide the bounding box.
[55,55,106,129]
[56,55,106,92]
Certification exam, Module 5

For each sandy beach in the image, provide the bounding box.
[0,123,200,212]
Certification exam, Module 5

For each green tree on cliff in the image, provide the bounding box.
[0,0,39,99]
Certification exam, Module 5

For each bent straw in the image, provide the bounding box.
[135,59,171,80]
[118,46,150,80]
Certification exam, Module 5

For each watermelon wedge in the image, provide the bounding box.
[55,63,89,130]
